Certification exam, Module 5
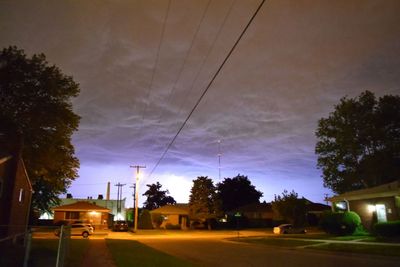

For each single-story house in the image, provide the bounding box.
[235,202,274,220]
[232,202,274,227]
[328,180,400,230]
[150,203,189,229]
[305,200,331,226]
[52,201,111,228]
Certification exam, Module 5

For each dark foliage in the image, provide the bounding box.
[315,91,400,194]
[189,176,222,229]
[0,46,80,215]
[272,190,308,226]
[138,209,153,229]
[216,174,263,212]
[142,182,176,210]
[320,211,362,235]
[374,221,400,237]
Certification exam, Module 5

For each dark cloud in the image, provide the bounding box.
[1,0,399,204]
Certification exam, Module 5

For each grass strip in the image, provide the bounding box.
[29,239,89,267]
[310,242,400,257]
[232,237,323,247]
[106,239,193,267]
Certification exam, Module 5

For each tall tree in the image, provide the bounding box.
[216,174,263,212]
[0,46,80,215]
[315,91,400,194]
[142,182,176,210]
[272,190,308,226]
[189,176,221,229]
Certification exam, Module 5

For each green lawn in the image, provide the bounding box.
[311,243,400,257]
[106,239,193,267]
[232,237,323,247]
[29,239,89,267]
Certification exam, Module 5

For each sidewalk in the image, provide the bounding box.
[80,239,116,267]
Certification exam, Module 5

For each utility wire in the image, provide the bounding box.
[148,0,266,178]
[141,0,172,121]
[175,0,237,119]
[163,0,212,109]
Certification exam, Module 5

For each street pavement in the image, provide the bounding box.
[32,229,400,267]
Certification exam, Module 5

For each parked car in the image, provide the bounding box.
[273,224,306,234]
[55,223,94,238]
[112,220,129,232]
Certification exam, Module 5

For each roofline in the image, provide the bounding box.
[0,155,12,165]
[53,208,110,212]
[329,190,400,202]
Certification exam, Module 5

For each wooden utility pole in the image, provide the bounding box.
[130,165,146,232]
[114,183,126,219]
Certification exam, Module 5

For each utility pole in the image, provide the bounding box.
[114,183,126,220]
[130,183,136,226]
[130,165,146,232]
[217,140,222,180]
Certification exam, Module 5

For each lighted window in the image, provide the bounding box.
[65,211,80,220]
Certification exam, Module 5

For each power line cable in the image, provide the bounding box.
[148,0,266,178]
[163,0,212,110]
[175,0,237,119]
[141,0,172,121]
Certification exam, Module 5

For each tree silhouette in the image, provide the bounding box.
[316,91,400,193]
[142,182,176,210]
[217,174,263,212]
[0,46,80,215]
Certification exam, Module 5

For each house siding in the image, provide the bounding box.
[349,197,399,230]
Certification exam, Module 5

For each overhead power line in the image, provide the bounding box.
[148,0,266,178]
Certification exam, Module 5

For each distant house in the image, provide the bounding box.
[232,202,274,227]
[305,200,331,226]
[52,201,111,228]
[328,180,400,230]
[150,204,189,229]
[0,152,33,238]
[57,196,126,221]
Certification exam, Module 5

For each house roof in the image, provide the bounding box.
[235,202,272,213]
[150,203,189,215]
[52,201,110,212]
[328,180,400,202]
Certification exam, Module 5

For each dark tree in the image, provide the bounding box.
[142,182,176,210]
[315,91,400,194]
[0,46,80,215]
[189,176,221,229]
[216,174,263,212]
[272,190,308,226]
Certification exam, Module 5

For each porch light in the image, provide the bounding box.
[367,205,376,212]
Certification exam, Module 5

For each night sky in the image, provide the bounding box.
[1,0,400,207]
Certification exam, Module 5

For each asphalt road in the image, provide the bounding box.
[139,238,400,267]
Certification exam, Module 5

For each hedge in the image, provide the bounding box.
[320,211,362,235]
[374,221,400,237]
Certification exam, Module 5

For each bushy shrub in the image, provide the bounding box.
[374,221,400,237]
[320,211,362,235]
[151,213,164,228]
[165,223,181,230]
[138,209,153,229]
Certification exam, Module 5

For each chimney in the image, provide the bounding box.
[106,182,110,200]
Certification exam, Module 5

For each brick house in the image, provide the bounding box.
[328,180,400,230]
[52,201,111,228]
[150,204,190,229]
[0,152,33,238]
